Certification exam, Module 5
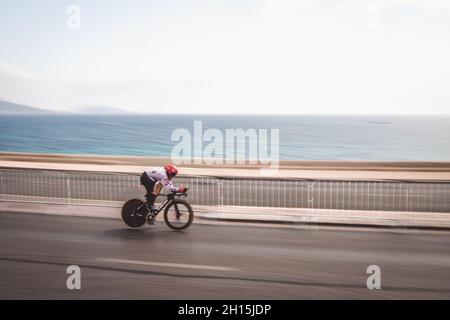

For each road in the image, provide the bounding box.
[1,168,450,212]
[0,212,449,299]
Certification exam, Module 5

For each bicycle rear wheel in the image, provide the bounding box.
[164,199,194,231]
[122,199,147,229]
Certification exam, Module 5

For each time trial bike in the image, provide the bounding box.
[121,190,194,231]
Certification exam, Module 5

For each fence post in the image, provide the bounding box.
[307,181,315,222]
[308,181,314,209]
[406,183,410,227]
[67,174,71,205]
[0,171,4,201]
[0,171,3,196]
[217,180,224,215]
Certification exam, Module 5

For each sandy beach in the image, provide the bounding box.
[1,152,450,180]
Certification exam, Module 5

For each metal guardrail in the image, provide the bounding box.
[0,169,220,208]
[0,168,449,213]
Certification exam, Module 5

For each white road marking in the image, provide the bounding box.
[96,257,237,272]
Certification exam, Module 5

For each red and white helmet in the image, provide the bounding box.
[164,163,178,177]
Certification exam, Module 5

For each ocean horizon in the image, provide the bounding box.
[1,114,449,161]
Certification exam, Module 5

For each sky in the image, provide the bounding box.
[0,0,450,114]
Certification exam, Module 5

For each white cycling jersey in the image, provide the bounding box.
[144,167,180,193]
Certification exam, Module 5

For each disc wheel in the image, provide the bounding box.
[164,199,194,231]
[122,199,148,229]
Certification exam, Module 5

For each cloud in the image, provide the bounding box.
[0,62,41,81]
[0,62,74,111]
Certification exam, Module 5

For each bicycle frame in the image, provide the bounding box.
[138,193,187,217]
[153,197,172,216]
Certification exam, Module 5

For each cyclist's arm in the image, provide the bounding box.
[152,182,163,195]
[162,179,180,193]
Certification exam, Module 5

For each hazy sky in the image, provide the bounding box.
[1,0,450,114]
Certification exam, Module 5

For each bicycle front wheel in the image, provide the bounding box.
[164,199,194,231]
[122,199,147,229]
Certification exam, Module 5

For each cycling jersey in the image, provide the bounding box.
[144,167,180,193]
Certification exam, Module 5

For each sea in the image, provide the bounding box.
[0,114,449,161]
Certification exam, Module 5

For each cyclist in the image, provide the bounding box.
[140,164,187,224]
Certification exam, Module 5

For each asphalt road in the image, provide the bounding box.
[1,169,450,212]
[0,212,449,299]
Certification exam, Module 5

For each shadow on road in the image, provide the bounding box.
[100,225,189,241]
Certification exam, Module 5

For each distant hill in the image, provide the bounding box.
[0,100,56,114]
[0,100,133,115]
[76,106,133,115]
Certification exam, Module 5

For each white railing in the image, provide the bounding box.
[0,168,449,213]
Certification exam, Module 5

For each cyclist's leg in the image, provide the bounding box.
[140,172,156,209]
[148,183,163,210]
